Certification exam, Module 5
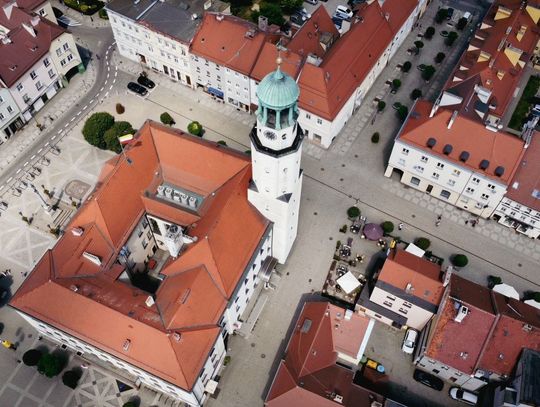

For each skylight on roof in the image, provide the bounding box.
[532,189,540,199]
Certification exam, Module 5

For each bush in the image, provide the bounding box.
[401,61,412,73]
[160,112,175,126]
[532,292,540,302]
[280,0,302,14]
[435,52,446,64]
[23,349,42,366]
[410,89,422,100]
[64,0,104,15]
[62,370,81,389]
[414,237,431,250]
[451,254,469,268]
[435,8,448,24]
[115,103,125,114]
[187,121,203,136]
[82,112,114,149]
[488,275,503,288]
[414,40,424,50]
[397,105,409,121]
[339,225,348,233]
[37,353,63,378]
[223,355,231,366]
[371,132,380,143]
[445,31,458,46]
[381,221,394,234]
[251,3,284,26]
[377,100,386,112]
[217,140,227,146]
[456,17,468,30]
[422,65,436,81]
[391,79,401,91]
[424,26,435,39]
[98,7,108,19]
[347,206,360,219]
[103,121,134,153]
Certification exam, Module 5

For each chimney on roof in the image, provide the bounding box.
[405,282,414,294]
[385,12,390,21]
[325,71,330,82]
[447,110,458,129]
[215,13,224,21]
[71,227,84,236]
[258,15,268,31]
[22,23,36,37]
[1,35,12,45]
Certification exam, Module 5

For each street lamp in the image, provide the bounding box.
[30,183,55,216]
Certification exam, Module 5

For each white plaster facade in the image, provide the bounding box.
[415,354,487,391]
[369,286,435,331]
[33,1,56,24]
[49,32,82,79]
[0,87,24,141]
[108,11,193,87]
[385,139,507,218]
[10,53,61,121]
[493,197,540,239]
[191,54,251,111]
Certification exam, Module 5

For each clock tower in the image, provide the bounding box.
[248,59,304,264]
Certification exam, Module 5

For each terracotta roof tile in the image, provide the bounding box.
[251,42,302,82]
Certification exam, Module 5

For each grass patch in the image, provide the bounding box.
[508,76,540,130]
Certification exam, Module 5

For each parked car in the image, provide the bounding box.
[305,0,318,4]
[137,75,155,89]
[449,387,478,405]
[127,82,148,96]
[463,11,472,21]
[332,15,343,27]
[413,369,444,391]
[290,13,306,26]
[294,7,311,19]
[446,7,454,20]
[335,5,353,20]
[401,328,418,354]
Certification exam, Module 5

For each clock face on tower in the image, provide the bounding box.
[264,130,277,140]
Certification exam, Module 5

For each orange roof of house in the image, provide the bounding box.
[442,0,540,120]
[505,132,540,211]
[377,249,444,306]
[251,42,303,82]
[190,13,267,76]
[266,302,381,407]
[400,101,525,183]
[10,121,269,391]
[297,0,417,120]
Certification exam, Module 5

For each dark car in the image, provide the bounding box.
[446,7,454,20]
[127,82,148,96]
[137,75,155,89]
[413,369,444,391]
[290,13,306,26]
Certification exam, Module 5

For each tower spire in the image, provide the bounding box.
[275,49,283,80]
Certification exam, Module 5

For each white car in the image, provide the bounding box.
[335,5,353,20]
[449,387,478,405]
[401,328,418,354]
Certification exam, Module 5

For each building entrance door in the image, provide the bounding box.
[426,184,433,194]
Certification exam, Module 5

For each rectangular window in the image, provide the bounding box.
[398,158,406,166]
[317,118,323,125]
[386,295,396,301]
[48,69,55,78]
[436,162,445,169]
[413,165,424,173]
[447,179,455,187]
[402,301,412,308]
[0,113,4,121]
[67,54,74,62]
[472,177,480,184]
[452,169,461,176]
[35,81,43,91]
[432,172,440,180]
[466,187,475,194]
[383,300,393,307]
[60,59,66,67]
[56,48,62,57]
[402,147,410,155]
[398,308,408,315]
[44,58,50,67]
[7,106,13,113]
[481,193,489,200]
[410,177,420,186]
[306,113,311,119]
[16,83,23,92]
[63,43,69,51]
[420,155,428,163]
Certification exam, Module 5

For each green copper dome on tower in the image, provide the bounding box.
[257,58,299,109]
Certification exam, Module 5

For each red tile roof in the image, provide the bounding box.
[505,132,540,211]
[378,249,444,306]
[297,0,417,120]
[251,42,303,82]
[190,13,267,76]
[10,121,269,391]
[266,302,381,407]
[424,275,540,376]
[0,15,65,87]
[400,101,525,183]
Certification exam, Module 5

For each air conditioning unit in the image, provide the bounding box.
[180,193,188,204]
[333,394,343,404]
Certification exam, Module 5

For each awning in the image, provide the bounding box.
[207,87,224,98]
[493,283,520,300]
[524,299,540,310]
[205,379,218,395]
[337,271,361,294]
[258,256,277,282]
[363,223,383,240]
[405,243,425,258]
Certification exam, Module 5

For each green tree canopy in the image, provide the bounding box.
[410,88,422,100]
[160,112,175,126]
[280,0,302,14]
[381,221,394,234]
[397,105,409,121]
[82,112,114,149]
[446,31,458,46]
[377,100,386,111]
[37,353,63,378]
[22,349,42,367]
[103,121,134,153]
[422,65,436,81]
[253,3,285,26]
[62,370,81,389]
[401,61,412,72]
[414,237,431,250]
[424,26,435,39]
[347,206,360,219]
[187,121,203,136]
[451,254,469,268]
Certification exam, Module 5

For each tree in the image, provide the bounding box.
[187,121,203,136]
[414,237,431,250]
[391,79,401,91]
[488,275,502,289]
[401,61,412,73]
[445,31,458,46]
[22,349,42,367]
[435,52,446,64]
[160,112,175,126]
[377,100,386,112]
[410,88,422,100]
[451,254,469,268]
[414,40,424,51]
[82,112,114,149]
[371,132,380,143]
[456,17,468,31]
[397,105,409,121]
[424,26,435,39]
[37,353,63,378]
[252,3,284,26]
[347,206,360,219]
[381,221,394,234]
[422,65,436,81]
[103,121,134,153]
[217,140,227,146]
[62,370,81,389]
[280,0,302,14]
[435,8,448,24]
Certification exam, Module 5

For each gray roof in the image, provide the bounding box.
[517,349,540,405]
[106,0,229,43]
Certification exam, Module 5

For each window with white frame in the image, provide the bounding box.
[466,187,475,194]
[436,162,445,169]
[44,58,50,67]
[447,179,455,187]
[410,177,420,186]
[452,169,461,176]
[402,147,409,155]
[481,193,489,200]
[420,155,428,163]
[317,118,323,125]
[432,172,440,180]
[7,106,13,113]
[16,83,23,92]
[472,177,480,184]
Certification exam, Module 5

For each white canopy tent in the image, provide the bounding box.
[492,283,520,300]
[524,299,540,310]
[337,271,361,294]
[405,243,425,258]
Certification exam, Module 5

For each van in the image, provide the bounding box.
[449,387,478,405]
